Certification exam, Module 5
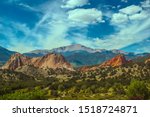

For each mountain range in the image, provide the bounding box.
[23,44,149,67]
[0,46,149,82]
[0,44,149,100]
[0,44,149,67]
[1,51,150,80]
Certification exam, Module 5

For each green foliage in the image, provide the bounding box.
[0,87,48,100]
[112,83,125,95]
[0,61,150,100]
[127,80,149,100]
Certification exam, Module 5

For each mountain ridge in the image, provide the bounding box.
[1,44,150,67]
[25,44,129,55]
[0,46,16,64]
[23,44,142,67]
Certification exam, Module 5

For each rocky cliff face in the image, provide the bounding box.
[80,55,129,72]
[145,58,150,64]
[100,55,129,67]
[2,53,31,70]
[32,53,73,70]
[2,53,73,71]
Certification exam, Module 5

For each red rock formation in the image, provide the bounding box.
[100,54,129,67]
[79,66,91,72]
[32,53,73,70]
[2,53,31,70]
[2,53,73,71]
[80,55,129,72]
[145,58,150,64]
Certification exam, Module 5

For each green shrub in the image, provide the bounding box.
[127,80,149,100]
[112,83,125,95]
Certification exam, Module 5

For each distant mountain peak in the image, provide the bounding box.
[51,44,97,53]
[68,44,90,48]
[111,49,129,55]
[23,44,146,67]
[69,44,84,47]
[25,44,131,56]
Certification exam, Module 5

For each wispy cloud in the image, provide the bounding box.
[0,0,71,52]
[95,3,150,51]
[0,21,36,52]
[69,1,150,53]
[0,0,149,53]
[18,3,40,12]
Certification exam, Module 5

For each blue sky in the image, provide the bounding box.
[0,0,150,53]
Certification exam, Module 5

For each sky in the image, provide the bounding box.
[0,0,150,53]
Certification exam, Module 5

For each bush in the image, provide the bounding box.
[112,83,125,95]
[127,80,149,100]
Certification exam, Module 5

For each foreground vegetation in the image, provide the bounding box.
[0,62,150,100]
[0,77,150,100]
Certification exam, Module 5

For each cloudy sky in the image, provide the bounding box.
[0,0,150,53]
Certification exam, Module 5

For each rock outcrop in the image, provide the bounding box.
[2,53,73,71]
[32,53,73,70]
[145,58,150,64]
[2,53,31,70]
[100,55,129,67]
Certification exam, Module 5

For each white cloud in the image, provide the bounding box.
[34,0,72,50]
[68,8,103,25]
[106,2,150,51]
[1,0,150,54]
[111,13,128,24]
[61,0,89,9]
[0,0,74,52]
[119,5,142,15]
[37,0,150,53]
[95,17,150,50]
[0,21,38,52]
[141,0,150,8]
[39,20,72,49]
[129,11,149,21]
[111,4,149,24]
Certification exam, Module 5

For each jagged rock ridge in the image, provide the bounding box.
[2,53,31,70]
[2,53,73,71]
[80,55,130,71]
[100,55,129,67]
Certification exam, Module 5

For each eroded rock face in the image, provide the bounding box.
[2,53,74,71]
[79,55,130,72]
[100,55,129,67]
[32,53,73,70]
[145,58,150,64]
[2,53,31,70]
